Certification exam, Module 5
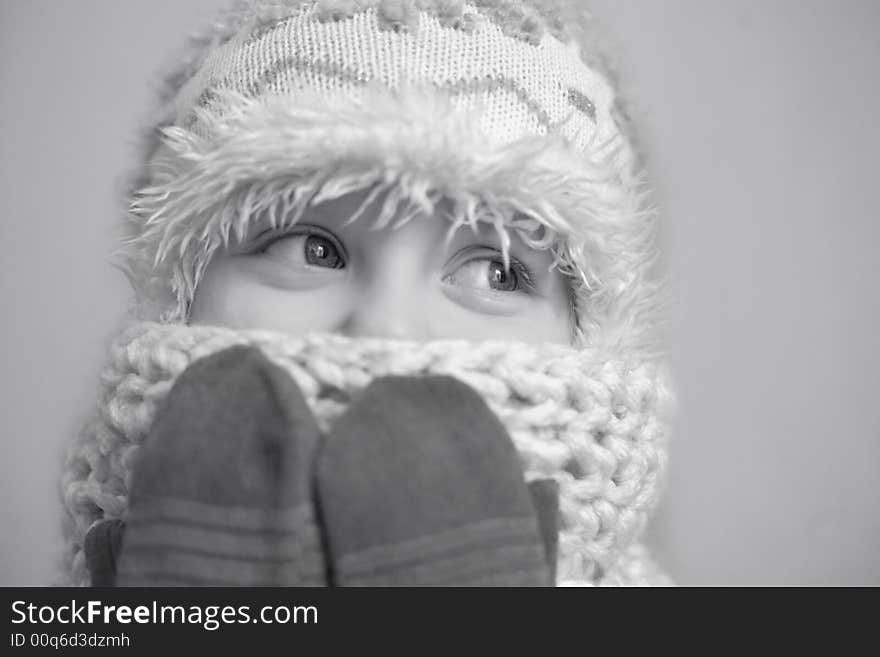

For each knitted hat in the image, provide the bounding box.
[60,0,673,586]
[118,0,664,354]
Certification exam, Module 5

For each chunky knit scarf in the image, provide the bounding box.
[60,321,673,586]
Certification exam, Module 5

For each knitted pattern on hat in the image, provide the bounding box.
[60,323,674,587]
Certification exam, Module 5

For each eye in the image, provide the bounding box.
[260,229,346,270]
[443,256,533,293]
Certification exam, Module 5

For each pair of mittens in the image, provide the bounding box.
[87,346,558,586]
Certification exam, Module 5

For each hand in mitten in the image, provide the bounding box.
[316,374,558,586]
[113,345,325,586]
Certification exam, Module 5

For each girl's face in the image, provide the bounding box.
[189,190,573,344]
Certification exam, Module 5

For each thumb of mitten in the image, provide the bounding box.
[84,519,125,587]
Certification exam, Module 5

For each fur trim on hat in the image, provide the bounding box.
[118,84,666,358]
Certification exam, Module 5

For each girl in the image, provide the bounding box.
[61,0,673,586]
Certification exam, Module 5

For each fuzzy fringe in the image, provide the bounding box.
[116,83,666,358]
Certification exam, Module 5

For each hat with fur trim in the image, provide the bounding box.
[118,0,665,356]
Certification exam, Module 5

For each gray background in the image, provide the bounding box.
[1,0,878,585]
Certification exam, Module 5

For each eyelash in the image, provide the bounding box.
[247,225,538,294]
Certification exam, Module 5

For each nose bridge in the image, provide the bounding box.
[345,229,427,340]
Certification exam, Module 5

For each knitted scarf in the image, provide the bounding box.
[60,321,673,586]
